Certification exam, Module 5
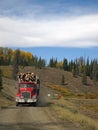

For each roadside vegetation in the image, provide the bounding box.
[46,84,98,99]
[52,98,98,130]
[44,84,98,130]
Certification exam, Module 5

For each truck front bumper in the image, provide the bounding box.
[16,98,37,103]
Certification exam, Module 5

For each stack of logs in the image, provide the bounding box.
[17,72,39,82]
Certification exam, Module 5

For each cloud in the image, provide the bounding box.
[0,14,98,47]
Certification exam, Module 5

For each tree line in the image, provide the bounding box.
[48,57,98,85]
[0,47,98,85]
[0,47,46,68]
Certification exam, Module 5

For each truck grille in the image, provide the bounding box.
[22,92,30,99]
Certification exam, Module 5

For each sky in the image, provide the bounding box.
[0,0,98,63]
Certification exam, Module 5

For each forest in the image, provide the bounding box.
[0,47,98,85]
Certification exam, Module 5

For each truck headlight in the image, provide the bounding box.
[32,96,36,100]
[16,96,20,100]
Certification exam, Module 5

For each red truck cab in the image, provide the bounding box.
[16,82,39,106]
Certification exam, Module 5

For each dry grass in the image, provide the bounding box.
[0,66,15,107]
[85,93,98,99]
[46,84,74,97]
[0,75,15,107]
[46,83,98,128]
[0,66,13,79]
[46,84,98,99]
[52,98,98,130]
[84,104,98,113]
[0,93,14,107]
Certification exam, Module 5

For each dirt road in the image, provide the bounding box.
[0,106,64,130]
[0,79,89,130]
[0,83,65,130]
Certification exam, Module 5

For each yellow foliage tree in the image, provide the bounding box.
[56,61,63,69]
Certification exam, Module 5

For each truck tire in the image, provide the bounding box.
[16,102,19,106]
[37,89,40,95]
[33,102,37,107]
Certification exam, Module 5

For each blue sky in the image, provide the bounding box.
[18,47,98,64]
[0,0,98,62]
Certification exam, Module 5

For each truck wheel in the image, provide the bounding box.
[37,89,40,95]
[16,102,19,106]
[33,102,37,107]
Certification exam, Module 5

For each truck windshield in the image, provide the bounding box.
[20,84,34,88]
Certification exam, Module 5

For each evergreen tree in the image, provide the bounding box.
[33,56,38,67]
[72,65,76,77]
[90,60,93,80]
[82,66,87,85]
[49,58,54,67]
[37,57,46,69]
[49,58,57,68]
[7,48,13,65]
[12,49,20,80]
[92,59,97,85]
[38,57,42,69]
[0,69,3,92]
[86,57,90,76]
[69,60,74,72]
[96,65,98,81]
[63,58,68,71]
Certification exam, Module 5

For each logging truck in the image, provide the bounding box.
[15,72,40,106]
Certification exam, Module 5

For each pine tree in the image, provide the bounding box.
[69,60,74,72]
[90,60,93,80]
[92,60,97,85]
[63,58,68,71]
[86,57,90,76]
[49,58,57,68]
[82,66,87,85]
[0,69,3,92]
[72,65,76,77]
[37,57,46,69]
[12,49,20,80]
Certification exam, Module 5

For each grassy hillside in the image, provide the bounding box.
[1,66,98,96]
[0,66,98,130]
[18,66,98,97]
[0,77,15,107]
